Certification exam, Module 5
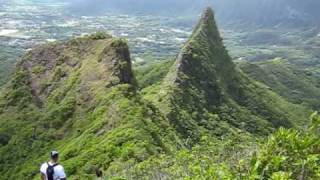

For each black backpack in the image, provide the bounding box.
[46,162,59,180]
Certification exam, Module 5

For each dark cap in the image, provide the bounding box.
[50,151,59,158]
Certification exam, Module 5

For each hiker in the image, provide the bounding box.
[40,151,67,180]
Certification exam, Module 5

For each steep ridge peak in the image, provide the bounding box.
[165,7,238,106]
[8,33,135,106]
[172,6,236,86]
[158,7,242,138]
[192,7,216,37]
[0,33,175,179]
[157,7,306,139]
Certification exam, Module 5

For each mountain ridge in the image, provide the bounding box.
[0,7,317,179]
[0,33,178,179]
[141,8,311,144]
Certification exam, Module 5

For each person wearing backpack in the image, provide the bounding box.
[40,151,67,180]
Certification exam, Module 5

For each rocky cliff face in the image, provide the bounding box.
[15,34,134,104]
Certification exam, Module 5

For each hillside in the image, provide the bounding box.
[0,7,319,180]
[239,60,320,109]
[145,8,311,141]
[0,33,178,179]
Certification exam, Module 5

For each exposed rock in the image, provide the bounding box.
[14,35,135,105]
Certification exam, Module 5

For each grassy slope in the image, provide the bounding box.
[115,113,320,180]
[0,34,178,179]
[239,59,320,109]
[134,59,174,90]
[141,8,312,143]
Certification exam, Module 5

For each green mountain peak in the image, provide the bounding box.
[192,7,218,39]
[6,34,135,108]
[158,7,242,139]
[156,7,310,140]
[0,33,174,179]
[169,6,236,94]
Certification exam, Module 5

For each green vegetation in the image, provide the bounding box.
[149,7,312,142]
[134,58,174,89]
[117,112,320,180]
[239,59,320,109]
[0,34,178,179]
[0,45,23,87]
[88,32,112,40]
[0,7,319,180]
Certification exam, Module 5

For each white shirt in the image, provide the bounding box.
[40,162,66,180]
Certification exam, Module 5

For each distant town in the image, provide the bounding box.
[0,1,192,62]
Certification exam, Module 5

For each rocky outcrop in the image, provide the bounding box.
[14,34,135,104]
